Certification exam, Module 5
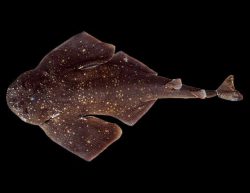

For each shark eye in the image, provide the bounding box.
[30,96,35,101]
[29,95,39,103]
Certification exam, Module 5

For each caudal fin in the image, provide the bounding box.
[216,75,243,101]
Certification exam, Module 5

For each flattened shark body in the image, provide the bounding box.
[6,32,243,161]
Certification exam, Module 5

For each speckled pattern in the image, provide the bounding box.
[6,32,243,161]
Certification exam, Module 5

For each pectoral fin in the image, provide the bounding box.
[40,115,122,161]
[37,32,115,74]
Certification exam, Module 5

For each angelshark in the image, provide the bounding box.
[6,32,243,161]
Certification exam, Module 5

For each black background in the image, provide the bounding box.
[1,2,249,191]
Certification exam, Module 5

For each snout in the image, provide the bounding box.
[6,83,18,110]
[6,82,28,119]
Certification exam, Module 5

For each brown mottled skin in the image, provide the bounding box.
[6,32,243,161]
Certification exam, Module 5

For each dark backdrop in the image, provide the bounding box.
[0,2,249,191]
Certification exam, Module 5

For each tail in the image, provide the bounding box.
[216,75,243,101]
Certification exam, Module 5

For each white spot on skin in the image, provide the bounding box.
[80,117,87,121]
[87,140,91,144]
[51,113,60,119]
[20,117,27,122]
[123,57,128,62]
[82,49,86,53]
[78,66,84,69]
